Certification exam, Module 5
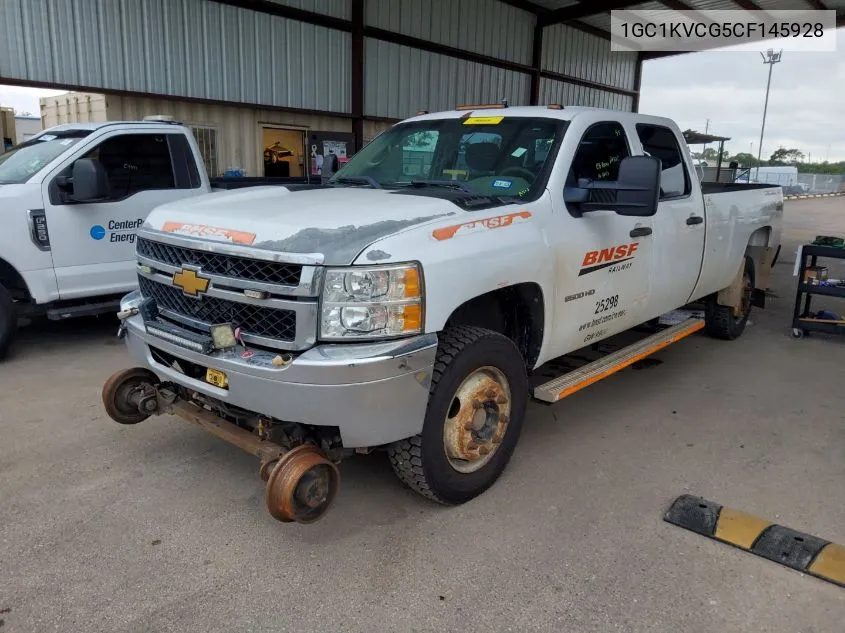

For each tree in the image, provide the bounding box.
[729,152,763,167]
[769,147,804,165]
[691,147,721,162]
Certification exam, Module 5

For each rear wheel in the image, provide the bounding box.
[705,256,755,341]
[0,284,17,360]
[387,326,528,504]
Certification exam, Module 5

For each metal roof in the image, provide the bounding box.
[683,130,732,144]
[504,0,845,55]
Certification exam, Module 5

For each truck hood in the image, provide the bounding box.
[145,186,460,265]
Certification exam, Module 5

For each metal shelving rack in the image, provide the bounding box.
[792,244,845,339]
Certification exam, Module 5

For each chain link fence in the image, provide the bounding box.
[797,173,845,195]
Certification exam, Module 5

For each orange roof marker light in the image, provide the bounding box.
[547,104,565,110]
[455,100,509,111]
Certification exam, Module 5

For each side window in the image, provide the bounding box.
[83,133,176,201]
[635,124,690,199]
[568,122,630,185]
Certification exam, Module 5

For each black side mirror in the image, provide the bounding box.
[564,155,661,217]
[70,158,109,202]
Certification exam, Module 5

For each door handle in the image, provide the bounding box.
[629,226,652,238]
[686,215,704,226]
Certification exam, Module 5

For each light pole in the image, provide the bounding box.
[756,49,782,179]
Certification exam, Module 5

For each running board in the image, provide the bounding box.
[532,318,705,404]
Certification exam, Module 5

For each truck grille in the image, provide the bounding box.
[138,276,297,342]
[137,237,302,286]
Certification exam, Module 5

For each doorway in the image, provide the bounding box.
[261,127,305,177]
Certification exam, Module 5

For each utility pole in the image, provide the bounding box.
[756,49,782,179]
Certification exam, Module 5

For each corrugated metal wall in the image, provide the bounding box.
[0,0,350,113]
[107,95,351,176]
[541,24,637,92]
[2,0,639,121]
[365,0,534,65]
[539,78,634,112]
[364,39,529,120]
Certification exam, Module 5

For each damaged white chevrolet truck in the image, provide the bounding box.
[102,105,783,523]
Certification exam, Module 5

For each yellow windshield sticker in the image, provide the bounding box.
[463,116,504,125]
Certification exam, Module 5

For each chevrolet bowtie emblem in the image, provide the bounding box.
[173,268,210,297]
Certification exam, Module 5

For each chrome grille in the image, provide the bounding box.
[137,237,302,286]
[138,276,297,342]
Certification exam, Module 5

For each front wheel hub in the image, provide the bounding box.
[443,366,511,473]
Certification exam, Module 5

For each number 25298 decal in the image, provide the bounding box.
[594,294,619,314]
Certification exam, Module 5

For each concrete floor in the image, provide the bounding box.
[1,197,844,633]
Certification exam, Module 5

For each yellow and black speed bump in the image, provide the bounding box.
[665,494,845,588]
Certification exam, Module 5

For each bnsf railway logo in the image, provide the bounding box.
[579,242,639,276]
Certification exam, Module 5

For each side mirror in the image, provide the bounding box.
[565,155,661,217]
[70,158,109,202]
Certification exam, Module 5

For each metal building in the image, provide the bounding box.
[2,0,843,176]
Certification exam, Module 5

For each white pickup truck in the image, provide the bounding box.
[0,118,311,358]
[101,105,783,524]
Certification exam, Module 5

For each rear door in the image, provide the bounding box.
[550,119,654,352]
[634,124,705,318]
[42,130,203,299]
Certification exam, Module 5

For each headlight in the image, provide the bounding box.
[320,263,423,340]
[119,289,144,312]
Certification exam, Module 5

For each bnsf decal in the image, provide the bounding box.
[579,242,639,276]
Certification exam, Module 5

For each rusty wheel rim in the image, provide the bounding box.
[442,366,512,474]
[736,270,753,320]
[265,445,339,524]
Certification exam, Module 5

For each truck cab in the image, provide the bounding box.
[0,120,214,356]
[101,105,783,524]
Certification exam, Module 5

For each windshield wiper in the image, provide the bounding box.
[332,176,381,189]
[408,179,474,194]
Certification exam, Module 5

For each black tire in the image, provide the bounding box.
[705,256,755,341]
[387,326,528,505]
[0,283,17,360]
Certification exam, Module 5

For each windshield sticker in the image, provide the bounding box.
[432,211,532,241]
[90,219,145,244]
[511,147,527,158]
[59,139,74,146]
[463,116,504,126]
[161,222,257,245]
[579,242,639,276]
[492,179,512,189]
[38,134,57,142]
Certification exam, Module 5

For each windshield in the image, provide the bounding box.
[0,130,91,184]
[331,116,567,200]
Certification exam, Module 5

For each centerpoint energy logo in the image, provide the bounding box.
[90,219,145,243]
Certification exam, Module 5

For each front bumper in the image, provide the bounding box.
[123,313,437,447]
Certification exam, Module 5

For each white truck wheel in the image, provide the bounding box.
[387,326,528,504]
[705,256,755,341]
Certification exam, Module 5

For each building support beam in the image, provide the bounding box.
[632,52,644,112]
[530,21,543,105]
[351,0,364,152]
[540,0,645,27]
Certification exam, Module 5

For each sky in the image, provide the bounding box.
[2,28,843,163]
[639,28,845,163]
